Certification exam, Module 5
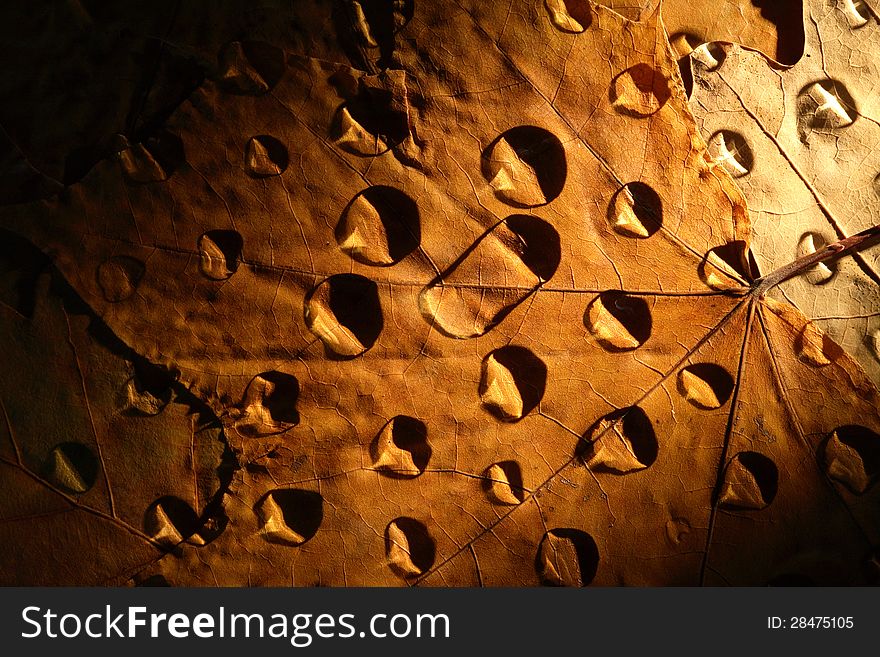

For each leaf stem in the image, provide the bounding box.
[752,224,880,297]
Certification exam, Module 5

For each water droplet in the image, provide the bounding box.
[305,274,383,358]
[245,135,288,177]
[337,186,420,266]
[386,518,435,579]
[479,346,547,422]
[579,406,657,474]
[144,497,206,548]
[797,80,857,141]
[233,371,300,437]
[707,130,753,177]
[96,256,145,303]
[482,461,525,505]
[536,528,599,586]
[44,443,98,494]
[256,489,323,546]
[843,1,872,30]
[677,363,734,410]
[584,292,652,351]
[544,0,592,33]
[698,242,751,289]
[796,232,837,285]
[216,41,285,95]
[198,230,243,280]
[371,416,430,478]
[822,425,880,494]
[719,451,778,510]
[481,126,566,208]
[333,106,385,154]
[611,64,671,118]
[608,182,662,238]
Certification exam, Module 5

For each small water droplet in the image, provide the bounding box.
[482,461,525,505]
[305,274,383,358]
[584,292,652,351]
[611,64,671,118]
[677,363,734,410]
[579,406,657,474]
[96,256,145,303]
[536,529,599,586]
[797,80,857,142]
[386,518,435,579]
[796,232,837,285]
[608,182,662,238]
[544,0,592,33]
[256,490,323,546]
[718,452,778,510]
[481,126,566,208]
[707,130,753,177]
[371,416,430,478]
[44,443,98,494]
[198,230,243,280]
[822,425,880,494]
[245,135,288,177]
[479,346,547,422]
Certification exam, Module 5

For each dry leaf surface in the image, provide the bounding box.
[0,0,878,585]
[688,0,880,384]
[604,0,806,65]
[0,235,232,584]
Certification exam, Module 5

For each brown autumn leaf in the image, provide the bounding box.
[0,1,362,203]
[600,0,805,65]
[687,0,880,385]
[0,232,233,585]
[1,0,879,586]
[663,0,805,65]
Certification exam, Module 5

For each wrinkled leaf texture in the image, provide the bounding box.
[0,0,878,586]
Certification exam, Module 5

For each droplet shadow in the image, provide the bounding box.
[584,292,653,352]
[336,185,420,265]
[370,415,431,478]
[480,345,548,422]
[536,528,599,586]
[257,489,323,545]
[577,406,658,471]
[481,126,567,208]
[306,273,383,359]
[386,517,435,578]
[608,181,662,239]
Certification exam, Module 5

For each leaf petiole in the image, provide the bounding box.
[752,224,880,297]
